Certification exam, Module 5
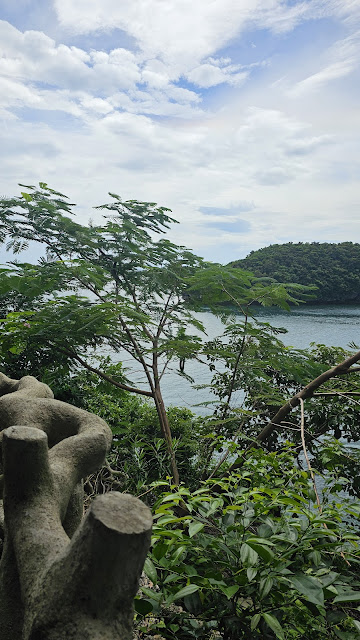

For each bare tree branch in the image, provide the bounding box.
[229,349,360,472]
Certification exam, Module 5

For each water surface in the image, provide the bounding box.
[160,305,360,413]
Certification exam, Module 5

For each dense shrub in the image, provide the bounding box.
[137,445,360,640]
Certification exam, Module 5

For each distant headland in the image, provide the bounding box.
[230,242,360,305]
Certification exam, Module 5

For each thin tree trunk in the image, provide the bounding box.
[152,348,180,485]
[153,387,180,486]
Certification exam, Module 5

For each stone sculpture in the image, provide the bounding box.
[0,373,152,640]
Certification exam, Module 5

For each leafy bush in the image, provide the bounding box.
[47,368,204,494]
[137,446,360,639]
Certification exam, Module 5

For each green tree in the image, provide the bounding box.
[0,183,322,485]
[0,183,209,484]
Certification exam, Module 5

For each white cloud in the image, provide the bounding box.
[0,3,360,262]
[50,0,360,97]
[0,21,143,93]
[330,0,360,23]
[79,96,113,114]
[291,61,355,94]
[54,0,269,65]
[0,20,204,120]
[187,63,248,88]
[289,31,360,96]
[0,89,358,262]
[284,135,333,155]
[53,1,360,59]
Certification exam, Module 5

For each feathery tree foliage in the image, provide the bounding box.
[0,183,310,484]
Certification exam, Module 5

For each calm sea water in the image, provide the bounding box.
[156,305,360,414]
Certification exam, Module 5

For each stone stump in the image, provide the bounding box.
[0,373,152,639]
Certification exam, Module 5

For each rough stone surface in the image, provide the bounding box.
[0,373,152,640]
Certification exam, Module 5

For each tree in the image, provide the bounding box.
[0,183,317,485]
[0,183,209,484]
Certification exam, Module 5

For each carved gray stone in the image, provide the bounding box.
[0,373,152,640]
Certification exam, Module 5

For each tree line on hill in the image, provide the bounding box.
[231,242,360,304]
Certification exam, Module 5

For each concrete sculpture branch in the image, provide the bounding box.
[0,373,152,640]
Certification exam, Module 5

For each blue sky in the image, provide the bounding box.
[0,0,359,263]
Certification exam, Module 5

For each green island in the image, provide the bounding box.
[1,184,360,639]
[231,242,360,304]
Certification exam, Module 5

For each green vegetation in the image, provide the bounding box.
[142,448,360,640]
[1,185,360,639]
[0,183,310,484]
[231,242,360,304]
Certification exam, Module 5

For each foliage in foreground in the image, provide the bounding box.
[136,445,360,640]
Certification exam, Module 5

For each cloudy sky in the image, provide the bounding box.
[0,1,359,263]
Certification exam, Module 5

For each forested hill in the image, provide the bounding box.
[230,242,360,304]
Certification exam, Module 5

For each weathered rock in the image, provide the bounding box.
[0,373,152,639]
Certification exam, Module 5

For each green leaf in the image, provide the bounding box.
[247,537,275,546]
[144,557,157,585]
[259,577,274,600]
[152,542,168,562]
[258,524,273,538]
[163,573,181,585]
[251,613,261,631]
[324,585,338,599]
[134,598,153,615]
[167,584,200,604]
[262,612,285,639]
[288,574,324,607]
[220,585,240,599]
[308,550,321,566]
[352,619,360,633]
[246,541,275,563]
[247,567,258,582]
[171,546,187,564]
[184,590,202,615]
[154,514,185,525]
[334,591,360,603]
[334,632,359,640]
[240,543,259,567]
[9,345,25,354]
[188,521,205,538]
[141,586,162,602]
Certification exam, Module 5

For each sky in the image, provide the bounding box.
[0,0,359,263]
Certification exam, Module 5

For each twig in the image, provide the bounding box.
[105,459,124,478]
[299,398,322,512]
[59,348,153,397]
[314,391,360,397]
